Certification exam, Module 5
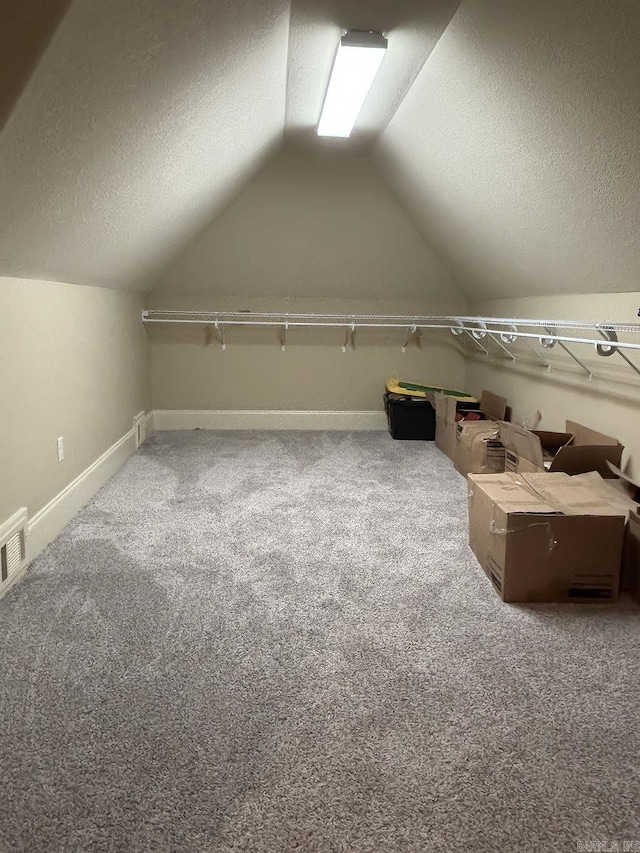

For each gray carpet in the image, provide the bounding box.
[1,431,640,853]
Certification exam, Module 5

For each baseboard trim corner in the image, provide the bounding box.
[152,409,388,431]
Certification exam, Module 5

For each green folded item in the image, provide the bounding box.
[398,381,471,398]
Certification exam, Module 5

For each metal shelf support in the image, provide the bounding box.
[143,310,640,380]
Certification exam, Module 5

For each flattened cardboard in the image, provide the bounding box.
[468,472,625,603]
[551,421,623,478]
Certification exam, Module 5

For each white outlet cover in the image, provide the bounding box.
[57,436,64,462]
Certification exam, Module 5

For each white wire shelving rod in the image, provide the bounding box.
[141,310,640,354]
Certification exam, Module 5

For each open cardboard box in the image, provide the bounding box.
[468,472,626,603]
[434,392,479,460]
[499,420,623,478]
[452,390,508,476]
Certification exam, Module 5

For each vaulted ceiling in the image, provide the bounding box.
[0,0,638,297]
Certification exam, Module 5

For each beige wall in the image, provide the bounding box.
[156,148,459,301]
[150,148,467,412]
[148,294,466,412]
[0,278,150,523]
[465,292,640,478]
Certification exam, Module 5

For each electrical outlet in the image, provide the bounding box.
[57,436,64,462]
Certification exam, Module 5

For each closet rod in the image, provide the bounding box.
[142,311,640,353]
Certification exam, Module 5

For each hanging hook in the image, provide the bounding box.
[471,320,488,340]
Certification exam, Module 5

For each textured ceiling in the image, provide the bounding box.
[0,0,72,132]
[375,0,640,298]
[0,0,290,290]
[1,0,638,299]
[285,0,461,146]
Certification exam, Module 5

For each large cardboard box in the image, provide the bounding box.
[468,472,626,603]
[453,391,507,476]
[499,420,623,478]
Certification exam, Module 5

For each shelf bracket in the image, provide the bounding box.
[450,320,488,355]
[487,331,516,362]
[401,324,417,353]
[596,327,640,377]
[342,322,356,353]
[206,320,226,350]
[544,326,591,380]
[280,321,288,352]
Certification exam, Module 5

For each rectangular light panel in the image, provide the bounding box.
[317,31,388,138]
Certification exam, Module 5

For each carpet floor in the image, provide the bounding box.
[1,430,640,853]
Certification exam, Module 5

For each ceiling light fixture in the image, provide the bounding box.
[317,30,388,138]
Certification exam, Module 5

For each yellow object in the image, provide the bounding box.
[386,378,477,403]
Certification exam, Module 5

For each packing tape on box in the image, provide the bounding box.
[487,517,559,553]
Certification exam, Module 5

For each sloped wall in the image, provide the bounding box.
[464,292,640,478]
[375,0,640,299]
[149,149,468,413]
[0,279,150,523]
[0,0,290,289]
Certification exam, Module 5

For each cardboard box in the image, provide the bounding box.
[453,391,507,476]
[623,512,640,603]
[500,422,573,473]
[571,470,640,604]
[499,420,623,478]
[434,393,479,459]
[468,472,626,603]
[455,422,505,477]
[458,390,507,422]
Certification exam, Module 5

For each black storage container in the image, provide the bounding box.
[384,391,436,440]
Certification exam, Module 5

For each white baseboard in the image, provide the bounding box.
[152,409,388,431]
[27,425,139,564]
[144,410,156,438]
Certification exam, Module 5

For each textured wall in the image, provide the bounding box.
[0,279,150,522]
[465,292,640,477]
[0,0,290,290]
[375,0,640,298]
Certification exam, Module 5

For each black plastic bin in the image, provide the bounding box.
[384,392,436,440]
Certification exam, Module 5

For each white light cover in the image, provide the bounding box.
[317,32,388,138]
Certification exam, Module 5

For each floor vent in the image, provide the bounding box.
[0,509,28,592]
[133,412,146,449]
